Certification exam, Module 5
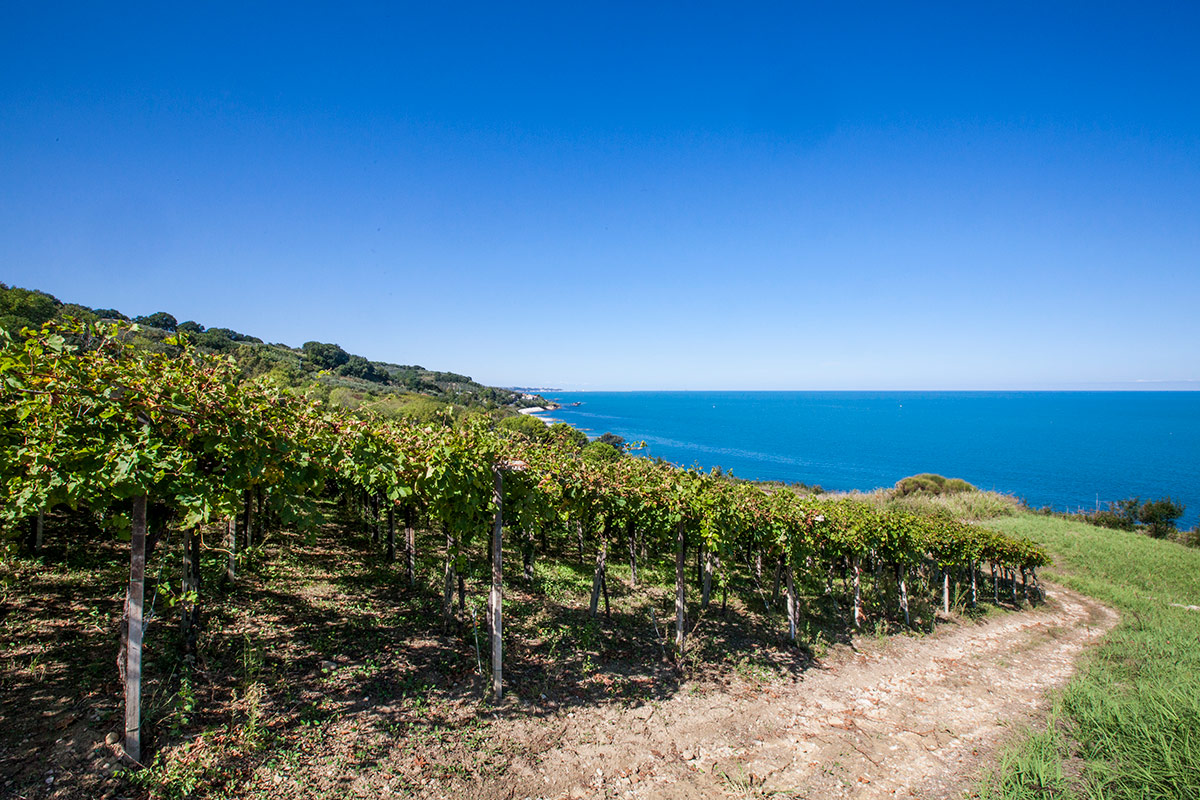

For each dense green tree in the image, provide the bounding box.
[55,303,99,323]
[194,327,262,352]
[549,422,589,449]
[133,312,178,331]
[582,440,621,462]
[498,414,550,441]
[597,432,626,452]
[1139,498,1185,538]
[177,320,206,333]
[208,327,261,343]
[338,354,388,383]
[302,341,350,369]
[92,308,129,321]
[0,283,60,332]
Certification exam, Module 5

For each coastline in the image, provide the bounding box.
[517,405,561,425]
[535,391,1200,529]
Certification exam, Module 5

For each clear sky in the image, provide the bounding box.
[2,2,1198,390]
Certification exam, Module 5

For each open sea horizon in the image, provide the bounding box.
[533,391,1200,529]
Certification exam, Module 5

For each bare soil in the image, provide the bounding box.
[0,519,1116,800]
[490,585,1117,800]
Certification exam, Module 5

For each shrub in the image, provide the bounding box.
[498,414,550,441]
[894,473,976,496]
[549,422,588,449]
[582,440,621,462]
[1138,498,1185,539]
[1087,507,1136,531]
[597,432,626,452]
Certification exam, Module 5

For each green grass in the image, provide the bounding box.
[979,514,1200,800]
[849,487,1023,521]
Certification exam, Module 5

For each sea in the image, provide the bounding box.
[533,391,1200,529]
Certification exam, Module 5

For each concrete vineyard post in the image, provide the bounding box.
[852,558,863,629]
[674,521,686,650]
[124,495,147,764]
[490,468,503,702]
[405,508,416,586]
[786,563,797,641]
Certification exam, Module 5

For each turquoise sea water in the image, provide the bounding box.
[535,392,1200,529]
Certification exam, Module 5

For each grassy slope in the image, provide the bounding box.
[981,514,1200,800]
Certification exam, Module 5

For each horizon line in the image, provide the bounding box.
[520,384,1200,393]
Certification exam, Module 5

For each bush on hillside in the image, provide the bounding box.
[1070,497,1186,540]
[1139,498,1186,538]
[1171,526,1200,548]
[549,422,588,449]
[498,414,550,441]
[894,473,976,496]
[582,440,621,463]
[597,432,626,452]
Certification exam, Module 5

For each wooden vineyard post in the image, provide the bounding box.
[771,557,782,608]
[897,566,911,628]
[244,489,254,550]
[589,529,607,619]
[225,516,236,583]
[719,555,728,615]
[627,519,638,588]
[180,527,200,654]
[943,569,951,614]
[386,506,396,562]
[490,467,503,701]
[701,546,713,609]
[442,524,455,628]
[522,529,535,583]
[124,495,147,764]
[35,510,44,554]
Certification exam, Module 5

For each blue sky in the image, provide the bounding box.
[2,2,1198,390]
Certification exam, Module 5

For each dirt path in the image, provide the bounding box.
[491,585,1117,800]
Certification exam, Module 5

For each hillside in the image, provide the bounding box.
[0,281,545,420]
[2,290,1195,800]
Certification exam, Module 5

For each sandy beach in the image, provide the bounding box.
[517,405,560,424]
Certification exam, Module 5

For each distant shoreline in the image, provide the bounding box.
[517,405,560,425]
